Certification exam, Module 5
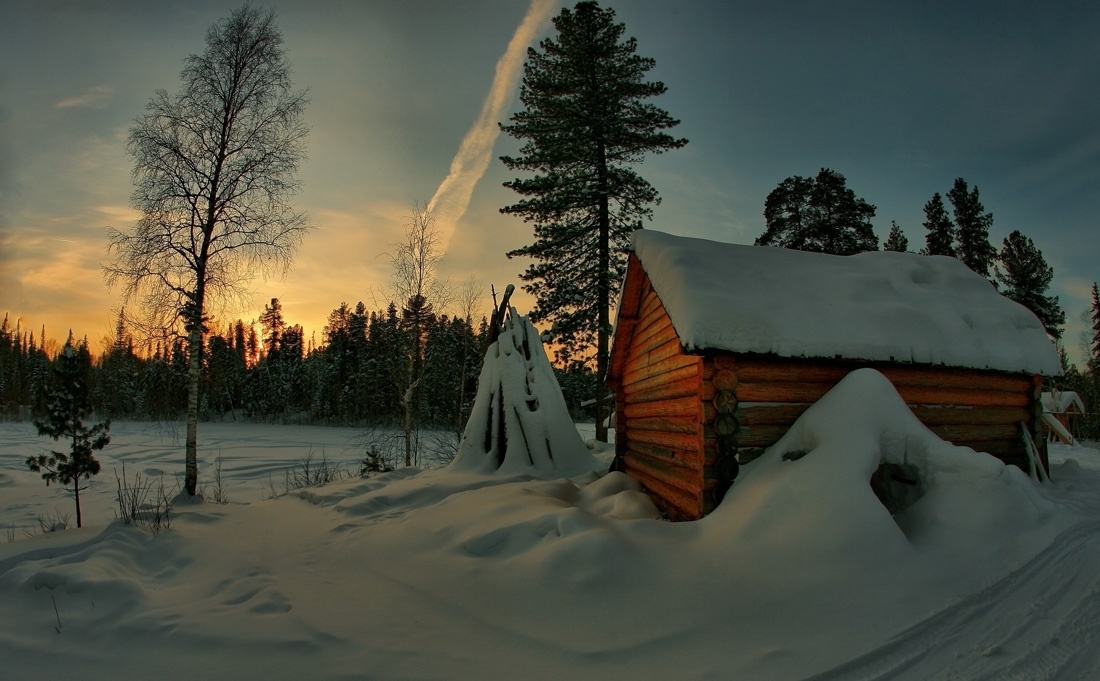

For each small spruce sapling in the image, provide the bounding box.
[26,342,110,529]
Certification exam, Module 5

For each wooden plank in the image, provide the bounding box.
[623,336,684,376]
[629,319,680,358]
[623,462,701,520]
[737,403,812,425]
[629,427,703,454]
[628,441,704,471]
[632,290,669,338]
[733,357,1033,394]
[894,385,1030,408]
[630,414,701,434]
[624,375,700,403]
[624,362,700,398]
[637,287,664,324]
[735,381,1030,408]
[927,423,1023,442]
[622,353,700,390]
[705,423,790,448]
[911,405,1032,427]
[624,397,700,419]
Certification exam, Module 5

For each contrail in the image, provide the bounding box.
[427,0,558,249]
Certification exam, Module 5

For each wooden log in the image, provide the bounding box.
[628,427,703,454]
[894,385,1030,408]
[712,354,736,370]
[625,456,704,508]
[624,398,700,419]
[713,369,738,391]
[624,362,700,397]
[627,441,703,471]
[733,357,1034,394]
[911,405,1032,427]
[624,375,701,404]
[630,414,700,434]
[633,292,670,338]
[735,381,1030,408]
[713,414,739,437]
[629,319,681,358]
[738,403,812,425]
[637,286,664,325]
[927,423,1023,442]
[624,336,683,376]
[624,462,701,520]
[713,389,738,415]
[623,354,700,390]
[705,423,790,448]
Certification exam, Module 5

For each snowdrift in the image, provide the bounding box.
[1,370,1096,681]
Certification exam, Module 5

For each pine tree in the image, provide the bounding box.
[1089,282,1100,375]
[883,220,909,252]
[500,1,687,441]
[947,178,997,277]
[756,168,878,255]
[994,230,1065,338]
[920,193,956,257]
[26,341,110,528]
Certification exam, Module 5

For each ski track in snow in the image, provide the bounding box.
[805,519,1100,681]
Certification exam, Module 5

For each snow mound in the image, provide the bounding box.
[449,308,597,475]
[630,230,1060,375]
[708,368,1060,571]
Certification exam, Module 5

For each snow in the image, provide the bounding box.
[3,370,1100,680]
[450,308,596,475]
[628,229,1062,375]
[1042,390,1085,414]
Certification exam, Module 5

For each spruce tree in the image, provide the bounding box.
[946,178,997,277]
[920,193,956,257]
[994,230,1065,338]
[1090,282,1100,375]
[756,168,878,255]
[883,221,909,252]
[500,1,687,441]
[26,341,110,529]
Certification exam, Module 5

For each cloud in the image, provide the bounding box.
[426,0,558,249]
[54,85,115,110]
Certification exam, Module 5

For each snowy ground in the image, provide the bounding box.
[3,385,1100,680]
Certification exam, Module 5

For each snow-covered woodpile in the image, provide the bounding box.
[607,230,1062,521]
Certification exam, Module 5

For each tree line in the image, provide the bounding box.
[755,169,1066,339]
[0,305,597,432]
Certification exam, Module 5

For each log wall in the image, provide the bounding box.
[612,270,706,520]
[702,355,1046,473]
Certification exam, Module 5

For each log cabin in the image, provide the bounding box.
[607,230,1062,521]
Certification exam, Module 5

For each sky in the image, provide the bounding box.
[0,0,1097,362]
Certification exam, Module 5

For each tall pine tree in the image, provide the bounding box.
[947,178,997,277]
[500,1,687,441]
[994,230,1065,338]
[1089,282,1100,375]
[920,192,956,257]
[883,221,909,252]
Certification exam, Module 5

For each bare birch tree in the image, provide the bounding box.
[386,204,452,467]
[105,5,309,496]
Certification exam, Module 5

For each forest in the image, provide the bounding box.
[0,300,597,440]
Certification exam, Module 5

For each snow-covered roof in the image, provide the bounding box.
[1042,391,1085,414]
[628,230,1061,375]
